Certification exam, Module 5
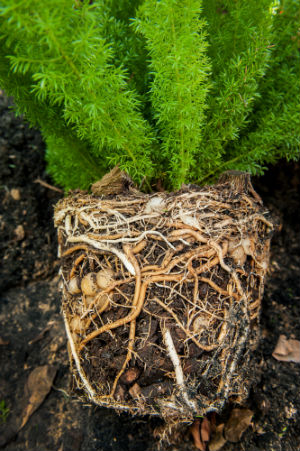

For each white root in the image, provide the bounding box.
[135,230,175,250]
[162,327,198,413]
[54,207,73,223]
[78,211,97,229]
[86,230,176,250]
[63,310,97,401]
[65,214,72,235]
[67,235,136,275]
[91,212,161,231]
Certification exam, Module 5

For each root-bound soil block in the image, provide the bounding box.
[54,171,273,423]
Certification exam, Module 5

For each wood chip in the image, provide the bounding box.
[190,417,211,451]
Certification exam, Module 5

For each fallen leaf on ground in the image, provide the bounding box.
[200,417,211,443]
[224,408,253,443]
[190,417,211,450]
[19,365,57,430]
[190,419,204,450]
[272,335,300,363]
[0,337,9,345]
[209,423,227,451]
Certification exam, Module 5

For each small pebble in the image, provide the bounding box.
[10,188,21,200]
[14,224,25,240]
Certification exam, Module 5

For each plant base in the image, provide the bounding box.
[54,172,273,423]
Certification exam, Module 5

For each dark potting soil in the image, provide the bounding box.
[0,91,299,451]
[0,94,60,292]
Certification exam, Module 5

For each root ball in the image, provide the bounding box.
[55,172,273,423]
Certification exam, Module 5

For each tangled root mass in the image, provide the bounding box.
[54,172,273,423]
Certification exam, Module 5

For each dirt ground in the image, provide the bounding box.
[0,92,299,451]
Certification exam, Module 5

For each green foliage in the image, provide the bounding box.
[0,0,299,191]
[134,0,210,187]
[228,0,300,174]
[0,0,155,186]
[197,0,274,181]
[0,400,9,423]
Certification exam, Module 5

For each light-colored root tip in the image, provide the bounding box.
[162,326,198,413]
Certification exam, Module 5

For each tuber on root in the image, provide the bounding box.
[54,172,273,422]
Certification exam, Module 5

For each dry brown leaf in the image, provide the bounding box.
[19,365,56,430]
[190,417,211,451]
[272,335,300,363]
[224,408,253,443]
[200,417,211,443]
[190,419,205,451]
[0,337,9,345]
[209,423,227,451]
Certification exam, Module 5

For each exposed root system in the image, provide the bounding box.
[54,172,273,423]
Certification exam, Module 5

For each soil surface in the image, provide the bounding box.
[0,91,299,451]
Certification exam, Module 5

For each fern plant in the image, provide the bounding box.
[0,0,299,191]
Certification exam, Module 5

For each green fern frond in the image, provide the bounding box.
[135,0,211,188]
[0,0,155,185]
[195,0,274,182]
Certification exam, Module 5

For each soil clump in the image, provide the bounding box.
[55,173,272,422]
